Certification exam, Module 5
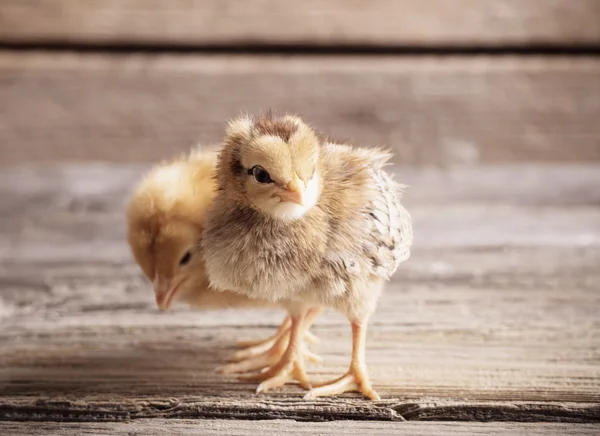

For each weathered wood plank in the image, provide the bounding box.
[2,420,599,436]
[0,164,599,422]
[1,1,600,47]
[1,53,600,166]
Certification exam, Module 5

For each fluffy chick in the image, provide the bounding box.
[126,146,321,374]
[202,113,413,399]
[126,146,216,310]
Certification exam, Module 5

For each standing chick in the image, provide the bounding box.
[202,113,413,399]
[126,147,321,374]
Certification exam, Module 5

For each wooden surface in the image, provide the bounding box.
[1,52,600,166]
[2,421,599,436]
[2,2,598,433]
[1,1,600,47]
[1,164,599,428]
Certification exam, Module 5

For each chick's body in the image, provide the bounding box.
[203,114,413,399]
[126,147,321,375]
[204,145,410,314]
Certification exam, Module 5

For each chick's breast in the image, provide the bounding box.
[202,198,329,301]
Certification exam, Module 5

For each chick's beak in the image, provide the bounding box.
[153,277,171,311]
[153,276,185,312]
[280,176,305,206]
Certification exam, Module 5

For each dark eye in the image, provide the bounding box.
[250,165,273,184]
[179,251,192,266]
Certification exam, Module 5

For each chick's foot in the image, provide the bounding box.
[217,326,322,375]
[303,365,380,400]
[304,320,380,401]
[229,315,320,363]
[228,316,291,365]
[239,315,315,392]
[219,309,322,376]
[242,344,312,393]
[216,332,287,375]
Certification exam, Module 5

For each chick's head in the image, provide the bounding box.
[217,113,322,220]
[126,152,216,310]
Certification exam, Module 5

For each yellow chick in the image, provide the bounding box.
[126,146,321,375]
[202,113,413,400]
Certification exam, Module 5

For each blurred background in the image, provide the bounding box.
[1,0,599,167]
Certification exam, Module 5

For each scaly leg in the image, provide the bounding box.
[229,316,291,362]
[230,314,319,361]
[218,309,322,375]
[304,318,380,400]
[235,316,291,348]
[239,309,319,393]
[236,316,320,349]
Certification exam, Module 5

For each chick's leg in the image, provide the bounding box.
[304,318,380,401]
[230,316,291,361]
[218,311,322,375]
[235,315,320,350]
[239,309,319,393]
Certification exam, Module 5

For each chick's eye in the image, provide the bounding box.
[179,251,192,266]
[250,165,273,184]
[250,165,272,184]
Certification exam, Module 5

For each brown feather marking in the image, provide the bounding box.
[229,147,244,176]
[254,113,298,142]
[363,168,413,280]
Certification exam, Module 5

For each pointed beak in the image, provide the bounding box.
[153,277,171,311]
[280,175,305,206]
[153,276,186,312]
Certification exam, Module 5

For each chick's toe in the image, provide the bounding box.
[304,368,380,401]
[304,320,380,401]
[238,314,315,392]
[244,344,312,393]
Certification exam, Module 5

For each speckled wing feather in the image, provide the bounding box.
[363,169,413,280]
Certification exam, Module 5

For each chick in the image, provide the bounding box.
[202,113,413,400]
[126,146,321,374]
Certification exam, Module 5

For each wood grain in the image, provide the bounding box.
[1,164,599,423]
[2,420,599,436]
[1,52,600,166]
[1,1,600,47]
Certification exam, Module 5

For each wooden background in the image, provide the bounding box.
[1,0,600,166]
[1,1,599,435]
